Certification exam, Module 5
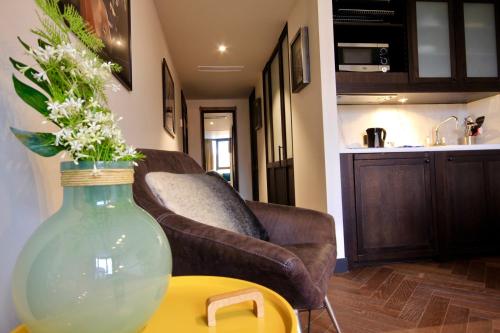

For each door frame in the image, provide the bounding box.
[262,24,295,205]
[249,89,260,201]
[181,90,189,154]
[200,107,239,191]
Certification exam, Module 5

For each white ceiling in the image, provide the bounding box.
[154,0,297,99]
[205,113,233,132]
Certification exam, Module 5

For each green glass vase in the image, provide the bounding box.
[12,161,172,333]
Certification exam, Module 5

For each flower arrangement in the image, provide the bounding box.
[10,0,142,163]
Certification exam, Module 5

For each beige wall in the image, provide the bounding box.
[254,0,344,255]
[0,0,182,330]
[254,78,268,202]
[186,99,253,200]
[286,0,328,213]
[255,0,329,211]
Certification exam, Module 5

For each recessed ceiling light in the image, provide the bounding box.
[209,121,214,125]
[399,97,408,104]
[218,44,227,53]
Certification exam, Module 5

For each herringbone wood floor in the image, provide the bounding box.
[301,258,500,333]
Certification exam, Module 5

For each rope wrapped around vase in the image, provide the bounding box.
[61,168,134,187]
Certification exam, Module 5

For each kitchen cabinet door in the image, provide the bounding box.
[408,0,456,82]
[455,0,500,84]
[485,156,500,245]
[352,155,437,262]
[435,152,494,256]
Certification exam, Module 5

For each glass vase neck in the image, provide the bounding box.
[60,161,135,209]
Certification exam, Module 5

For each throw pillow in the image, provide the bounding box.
[145,171,269,240]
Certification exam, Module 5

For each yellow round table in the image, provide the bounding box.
[12,276,297,333]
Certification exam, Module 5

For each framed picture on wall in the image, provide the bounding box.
[162,58,175,137]
[60,0,133,90]
[291,27,310,93]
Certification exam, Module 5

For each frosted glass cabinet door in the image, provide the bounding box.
[463,2,498,78]
[416,1,452,78]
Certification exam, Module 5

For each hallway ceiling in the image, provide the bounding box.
[154,0,297,99]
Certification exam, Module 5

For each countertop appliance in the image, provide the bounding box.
[337,43,390,72]
[366,128,387,148]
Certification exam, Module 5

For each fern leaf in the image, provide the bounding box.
[62,4,104,53]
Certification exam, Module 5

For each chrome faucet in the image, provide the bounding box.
[433,116,459,146]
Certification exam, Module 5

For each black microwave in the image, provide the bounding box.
[337,43,390,72]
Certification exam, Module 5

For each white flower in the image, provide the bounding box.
[33,70,48,82]
[110,84,120,92]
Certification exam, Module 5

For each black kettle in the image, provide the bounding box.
[366,128,387,148]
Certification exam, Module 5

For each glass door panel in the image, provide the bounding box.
[416,1,452,78]
[463,2,498,78]
[270,54,283,163]
[281,36,293,159]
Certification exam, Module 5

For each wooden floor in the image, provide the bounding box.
[300,258,500,333]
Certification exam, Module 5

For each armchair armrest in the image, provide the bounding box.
[245,201,336,246]
[156,212,320,307]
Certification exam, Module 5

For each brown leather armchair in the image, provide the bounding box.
[133,149,342,333]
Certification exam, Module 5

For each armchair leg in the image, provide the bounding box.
[324,296,342,333]
[294,310,303,333]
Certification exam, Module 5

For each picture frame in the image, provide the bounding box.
[60,0,133,90]
[290,27,310,93]
[162,58,175,137]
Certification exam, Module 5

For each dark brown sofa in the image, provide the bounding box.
[133,149,341,332]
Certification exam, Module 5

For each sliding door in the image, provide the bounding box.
[263,26,295,206]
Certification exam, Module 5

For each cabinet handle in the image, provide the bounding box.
[448,157,455,162]
[424,159,430,164]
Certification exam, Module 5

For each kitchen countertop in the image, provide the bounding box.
[340,143,500,154]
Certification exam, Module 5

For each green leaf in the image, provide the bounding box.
[17,36,30,51]
[10,127,63,157]
[12,74,50,117]
[38,38,50,48]
[10,58,52,96]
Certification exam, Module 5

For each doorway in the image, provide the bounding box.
[263,25,295,206]
[200,107,239,191]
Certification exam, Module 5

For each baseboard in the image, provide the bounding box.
[334,258,348,273]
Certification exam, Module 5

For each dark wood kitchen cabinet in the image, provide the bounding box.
[341,150,500,267]
[341,153,437,265]
[435,151,500,257]
[408,0,500,86]
[334,0,500,95]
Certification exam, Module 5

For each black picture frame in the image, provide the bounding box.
[162,58,175,137]
[60,0,133,90]
[291,27,311,93]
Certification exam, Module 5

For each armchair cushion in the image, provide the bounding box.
[145,171,269,240]
[156,212,329,309]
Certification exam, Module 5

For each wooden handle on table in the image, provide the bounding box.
[206,288,264,327]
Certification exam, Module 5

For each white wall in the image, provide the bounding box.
[0,0,182,330]
[338,104,468,147]
[187,99,253,200]
[338,94,500,148]
[466,94,500,144]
